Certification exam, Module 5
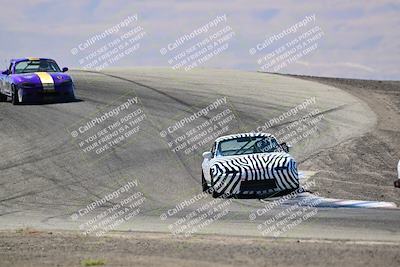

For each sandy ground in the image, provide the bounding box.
[294,76,400,205]
[1,230,399,267]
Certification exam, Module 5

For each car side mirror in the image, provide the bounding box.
[2,69,10,75]
[62,67,69,72]
[281,142,290,153]
[202,151,212,160]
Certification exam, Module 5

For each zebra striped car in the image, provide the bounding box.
[201,133,299,198]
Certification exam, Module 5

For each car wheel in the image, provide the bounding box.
[11,85,19,105]
[201,171,209,192]
[0,93,7,102]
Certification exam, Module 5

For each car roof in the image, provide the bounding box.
[215,132,275,143]
[10,58,55,64]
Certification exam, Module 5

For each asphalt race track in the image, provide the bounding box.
[0,68,399,244]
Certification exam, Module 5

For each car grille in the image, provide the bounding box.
[42,83,55,91]
[240,179,277,191]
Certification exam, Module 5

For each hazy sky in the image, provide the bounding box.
[0,0,399,80]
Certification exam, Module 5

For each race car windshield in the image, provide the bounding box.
[217,136,282,156]
[14,60,62,74]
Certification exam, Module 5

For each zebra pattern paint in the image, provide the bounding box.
[211,153,299,195]
[202,133,299,196]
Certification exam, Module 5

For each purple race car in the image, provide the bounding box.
[0,57,75,105]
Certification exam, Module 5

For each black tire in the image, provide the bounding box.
[69,93,76,102]
[0,93,7,102]
[11,85,19,105]
[201,171,209,192]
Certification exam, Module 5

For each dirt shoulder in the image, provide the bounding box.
[291,75,400,205]
[1,230,399,267]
